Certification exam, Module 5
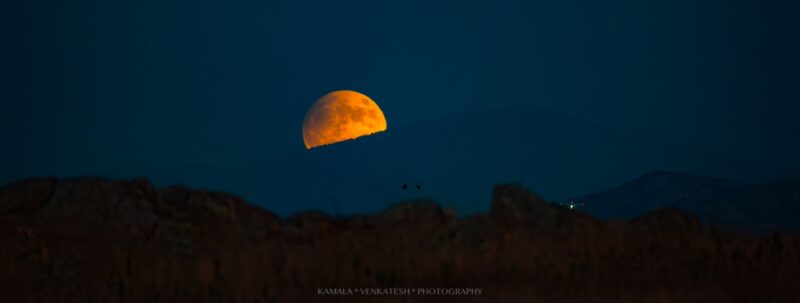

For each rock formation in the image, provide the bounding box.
[1,178,798,302]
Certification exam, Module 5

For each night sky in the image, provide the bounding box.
[2,0,799,215]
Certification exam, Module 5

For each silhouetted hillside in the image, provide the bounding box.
[573,170,800,231]
[2,177,799,302]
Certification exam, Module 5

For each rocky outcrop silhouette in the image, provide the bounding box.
[1,178,799,302]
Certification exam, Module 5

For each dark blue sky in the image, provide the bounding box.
[1,0,798,213]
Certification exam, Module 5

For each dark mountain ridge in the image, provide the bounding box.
[574,170,800,231]
[2,177,799,302]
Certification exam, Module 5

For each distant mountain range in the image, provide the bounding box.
[572,170,800,231]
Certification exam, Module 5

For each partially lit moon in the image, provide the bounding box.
[302,90,388,149]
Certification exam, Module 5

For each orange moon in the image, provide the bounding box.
[302,90,388,149]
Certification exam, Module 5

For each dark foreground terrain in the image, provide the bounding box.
[1,178,799,302]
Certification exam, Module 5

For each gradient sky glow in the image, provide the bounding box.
[1,0,799,212]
